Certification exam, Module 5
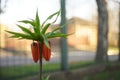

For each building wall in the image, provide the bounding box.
[0,24,32,52]
[67,25,97,50]
[0,24,6,48]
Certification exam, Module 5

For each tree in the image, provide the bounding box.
[118,2,120,61]
[95,0,109,62]
[0,0,7,14]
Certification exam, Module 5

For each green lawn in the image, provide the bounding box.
[0,63,60,80]
[0,61,94,80]
[83,69,120,80]
[0,61,120,80]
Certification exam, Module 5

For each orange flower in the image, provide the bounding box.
[31,42,39,63]
[31,41,51,63]
[42,42,51,61]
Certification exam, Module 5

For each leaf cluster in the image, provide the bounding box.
[6,10,70,48]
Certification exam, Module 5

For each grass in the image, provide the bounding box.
[0,61,94,80]
[83,69,120,80]
[0,63,60,80]
[82,63,120,80]
[1,61,120,80]
[70,61,96,69]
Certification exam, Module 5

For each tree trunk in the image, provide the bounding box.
[95,0,109,62]
[118,2,120,61]
[0,0,8,14]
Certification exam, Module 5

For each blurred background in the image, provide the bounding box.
[0,0,120,80]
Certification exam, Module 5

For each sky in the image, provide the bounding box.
[0,0,97,24]
[0,0,119,30]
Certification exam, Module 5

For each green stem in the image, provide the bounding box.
[39,42,43,80]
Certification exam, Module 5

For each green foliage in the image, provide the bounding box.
[82,63,120,80]
[0,63,60,80]
[42,75,50,80]
[83,70,120,80]
[6,9,69,48]
[0,61,93,80]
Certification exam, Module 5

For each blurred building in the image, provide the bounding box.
[67,17,97,50]
[0,17,118,52]
[0,24,6,48]
[0,24,32,52]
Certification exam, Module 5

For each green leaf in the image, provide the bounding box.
[52,26,61,32]
[42,23,51,34]
[34,33,43,41]
[19,19,38,33]
[6,31,34,40]
[35,10,40,32]
[42,75,50,80]
[46,31,71,39]
[19,19,35,26]
[42,34,50,48]
[42,10,60,27]
[45,75,50,80]
[51,23,67,34]
[52,10,60,23]
[17,24,34,36]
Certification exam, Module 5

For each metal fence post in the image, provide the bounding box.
[60,0,69,71]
